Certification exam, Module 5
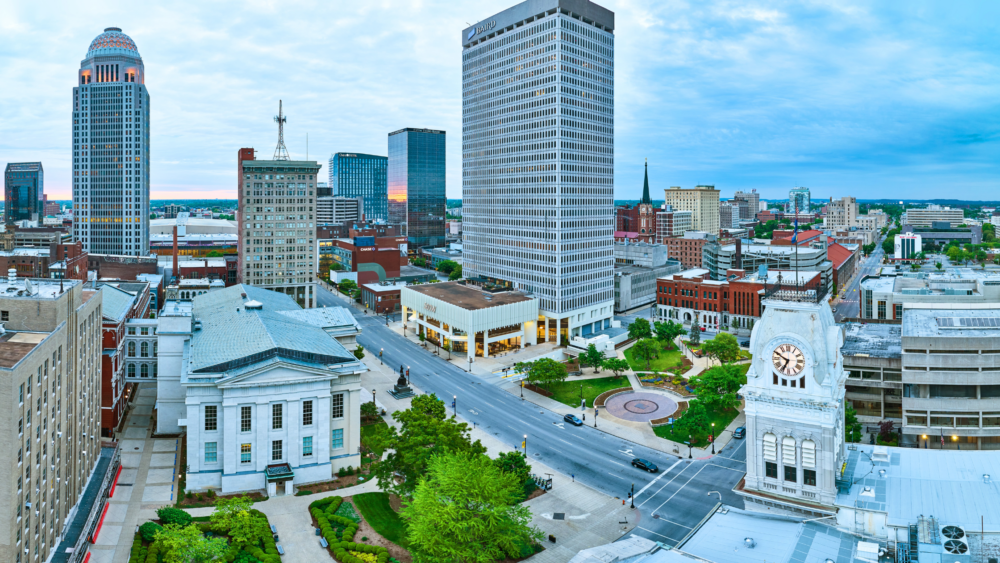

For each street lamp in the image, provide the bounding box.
[630,482,635,508]
[594,407,599,428]
[711,423,715,454]
[379,348,383,366]
[523,434,528,458]
[688,435,693,459]
[453,395,457,417]
[372,388,376,407]
[520,380,524,399]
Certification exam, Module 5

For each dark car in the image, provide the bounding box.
[563,414,583,426]
[733,427,746,439]
[738,340,750,347]
[631,458,658,473]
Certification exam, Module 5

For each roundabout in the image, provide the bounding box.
[603,391,678,423]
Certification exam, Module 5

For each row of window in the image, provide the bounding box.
[206,395,341,432]
[226,430,343,465]
[762,434,817,486]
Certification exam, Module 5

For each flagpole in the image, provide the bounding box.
[794,202,800,292]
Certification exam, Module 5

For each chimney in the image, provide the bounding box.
[173,225,179,279]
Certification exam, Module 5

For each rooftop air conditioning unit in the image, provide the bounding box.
[941,525,968,555]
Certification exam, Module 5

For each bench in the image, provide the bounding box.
[320,538,329,548]
[277,545,285,555]
[270,525,277,535]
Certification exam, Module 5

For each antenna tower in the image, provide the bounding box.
[273,100,290,160]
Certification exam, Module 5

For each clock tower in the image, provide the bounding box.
[737,297,847,516]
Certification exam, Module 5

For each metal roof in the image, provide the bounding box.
[841,323,902,359]
[99,285,134,323]
[903,306,1000,338]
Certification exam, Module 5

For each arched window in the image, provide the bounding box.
[802,440,816,469]
[153,342,158,357]
[782,436,796,466]
[128,342,135,357]
[763,433,777,462]
[141,342,149,358]
[152,363,158,378]
[127,364,135,378]
[140,364,149,378]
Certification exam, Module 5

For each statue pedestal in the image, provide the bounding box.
[387,371,415,399]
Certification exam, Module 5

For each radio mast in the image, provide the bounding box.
[273,100,290,160]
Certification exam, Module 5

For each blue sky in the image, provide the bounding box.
[2,0,999,201]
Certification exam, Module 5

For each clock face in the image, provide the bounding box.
[771,344,805,376]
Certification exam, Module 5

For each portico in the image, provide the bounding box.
[401,281,538,361]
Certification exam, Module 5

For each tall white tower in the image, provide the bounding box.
[461,0,616,342]
[73,27,150,255]
[737,296,847,516]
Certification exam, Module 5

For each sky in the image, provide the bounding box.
[2,0,1000,202]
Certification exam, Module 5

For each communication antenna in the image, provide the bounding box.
[273,100,290,161]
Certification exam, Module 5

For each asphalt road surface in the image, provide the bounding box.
[833,236,885,322]
[317,286,748,545]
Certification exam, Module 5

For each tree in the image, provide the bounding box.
[448,265,463,281]
[369,394,487,498]
[632,338,660,370]
[209,496,268,549]
[156,523,228,563]
[331,263,344,271]
[580,344,606,373]
[984,222,996,242]
[523,357,568,388]
[604,358,630,379]
[691,364,746,411]
[418,332,426,347]
[689,319,701,344]
[436,260,459,274]
[411,257,427,268]
[361,401,380,424]
[862,243,876,256]
[675,400,709,438]
[910,262,921,271]
[206,250,224,257]
[845,401,862,442]
[946,245,964,263]
[701,333,740,365]
[402,452,543,563]
[878,420,896,443]
[935,261,943,271]
[353,345,365,360]
[492,450,531,487]
[653,320,686,345]
[338,279,358,294]
[628,318,653,340]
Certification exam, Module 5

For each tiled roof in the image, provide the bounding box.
[189,285,355,373]
[100,285,135,323]
[826,242,854,269]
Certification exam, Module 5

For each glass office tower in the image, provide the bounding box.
[461,0,615,340]
[388,128,446,249]
[4,162,44,224]
[329,153,387,221]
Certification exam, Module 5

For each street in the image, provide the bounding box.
[317,286,747,546]
[833,235,885,322]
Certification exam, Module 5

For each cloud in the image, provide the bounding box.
[1,0,999,202]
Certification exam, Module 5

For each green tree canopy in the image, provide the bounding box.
[701,333,741,365]
[604,358,630,378]
[521,357,568,388]
[156,523,229,563]
[632,338,660,370]
[209,496,268,549]
[411,257,427,267]
[370,394,486,498]
[689,319,701,344]
[653,320,686,344]
[338,279,358,293]
[580,344,606,373]
[448,265,463,281]
[492,450,531,487]
[675,400,709,439]
[402,452,543,563]
[628,318,653,340]
[436,260,459,274]
[691,364,746,411]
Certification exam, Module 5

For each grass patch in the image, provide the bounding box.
[624,345,684,372]
[653,406,740,448]
[353,492,409,549]
[541,376,631,409]
[361,420,389,460]
[335,499,362,523]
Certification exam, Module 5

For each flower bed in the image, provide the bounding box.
[311,496,392,563]
[594,387,634,407]
[128,505,281,563]
[650,402,688,427]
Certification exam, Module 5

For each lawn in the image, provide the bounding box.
[653,406,740,448]
[624,345,684,372]
[352,492,409,548]
[541,376,630,409]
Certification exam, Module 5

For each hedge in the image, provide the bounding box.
[156,506,193,527]
[128,533,144,563]
[309,496,389,563]
[138,521,163,542]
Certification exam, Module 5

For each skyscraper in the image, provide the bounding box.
[733,189,759,220]
[462,0,615,341]
[73,27,150,255]
[329,153,387,221]
[664,185,720,235]
[787,187,811,214]
[388,128,446,249]
[4,162,44,224]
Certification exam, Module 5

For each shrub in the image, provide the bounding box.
[138,521,163,542]
[128,534,144,562]
[156,507,192,526]
[207,489,217,499]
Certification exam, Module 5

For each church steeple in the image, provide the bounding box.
[640,159,652,205]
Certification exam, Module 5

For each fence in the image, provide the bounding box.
[68,444,122,563]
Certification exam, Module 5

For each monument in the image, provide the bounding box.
[388,364,416,399]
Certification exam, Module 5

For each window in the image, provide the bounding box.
[128,342,135,357]
[19,383,23,404]
[240,444,251,464]
[782,436,796,466]
[804,469,817,486]
[894,304,903,319]
[127,364,135,378]
[765,461,777,479]
[241,406,252,432]
[1,310,8,321]
[272,440,283,461]
[205,442,217,463]
[331,428,344,449]
[272,404,283,429]
[303,436,313,457]
[141,342,149,357]
[331,394,344,419]
[877,301,886,320]
[784,465,797,482]
[763,433,777,462]
[141,364,148,378]
[801,440,816,468]
[303,400,313,426]
[205,406,217,431]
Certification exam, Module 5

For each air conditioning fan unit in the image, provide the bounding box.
[941,525,969,555]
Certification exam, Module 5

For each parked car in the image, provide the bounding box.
[738,340,750,347]
[563,414,583,426]
[631,458,658,473]
[733,427,746,439]
[700,326,706,332]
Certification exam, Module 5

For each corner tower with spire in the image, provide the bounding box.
[638,159,656,241]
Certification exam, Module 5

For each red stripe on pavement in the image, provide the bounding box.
[109,465,123,497]
[91,502,110,542]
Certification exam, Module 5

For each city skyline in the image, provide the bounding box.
[3,1,1000,200]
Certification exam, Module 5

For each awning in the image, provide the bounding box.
[265,463,294,481]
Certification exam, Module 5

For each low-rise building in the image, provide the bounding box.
[664,231,715,270]
[401,281,539,358]
[654,206,692,244]
[895,233,922,260]
[361,280,407,314]
[317,196,363,225]
[428,244,463,268]
[98,281,152,436]
[703,242,834,293]
[859,268,1000,320]
[827,241,859,292]
[160,285,366,494]
[842,322,903,426]
[903,204,964,227]
[329,236,408,284]
[902,223,981,247]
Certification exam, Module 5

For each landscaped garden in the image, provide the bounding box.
[624,342,685,372]
[542,376,632,408]
[653,405,741,448]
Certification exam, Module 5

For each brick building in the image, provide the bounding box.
[827,241,859,292]
[361,280,407,314]
[656,267,823,333]
[87,254,159,279]
[331,236,408,284]
[663,231,714,269]
[615,162,658,243]
[97,281,151,436]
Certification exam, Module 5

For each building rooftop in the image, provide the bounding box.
[903,304,1000,338]
[404,282,534,311]
[362,281,409,291]
[0,331,48,368]
[836,445,1000,530]
[662,268,711,280]
[740,270,820,286]
[842,323,902,359]
[0,277,79,300]
[99,285,135,324]
[277,306,361,335]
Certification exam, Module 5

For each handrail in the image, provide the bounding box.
[68,443,121,563]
